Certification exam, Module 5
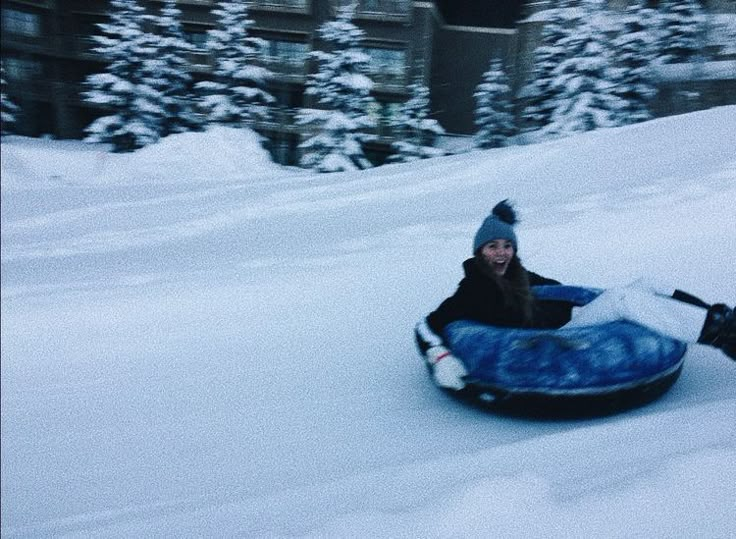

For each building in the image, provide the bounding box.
[2,1,735,164]
[2,0,439,164]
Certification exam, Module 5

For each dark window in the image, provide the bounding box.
[1,8,41,37]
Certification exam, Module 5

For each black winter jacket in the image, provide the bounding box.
[425,258,573,339]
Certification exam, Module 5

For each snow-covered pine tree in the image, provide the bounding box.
[145,0,200,136]
[610,1,657,124]
[1,65,19,135]
[297,4,377,172]
[388,81,445,163]
[657,0,706,64]
[195,0,274,125]
[541,0,626,138]
[519,0,579,133]
[474,59,515,149]
[83,0,163,151]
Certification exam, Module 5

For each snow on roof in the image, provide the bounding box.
[522,7,586,24]
[653,61,736,83]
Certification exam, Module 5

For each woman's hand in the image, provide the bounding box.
[426,346,468,390]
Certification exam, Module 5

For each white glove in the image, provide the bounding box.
[426,346,468,391]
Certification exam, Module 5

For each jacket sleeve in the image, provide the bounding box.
[426,278,483,334]
[416,277,484,354]
[414,318,444,356]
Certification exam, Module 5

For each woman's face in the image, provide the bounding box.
[480,239,514,276]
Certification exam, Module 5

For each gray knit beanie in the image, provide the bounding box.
[472,200,518,253]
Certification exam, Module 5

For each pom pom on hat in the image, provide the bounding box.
[473,199,519,253]
[491,199,518,226]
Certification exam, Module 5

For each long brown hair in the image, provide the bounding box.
[476,253,534,326]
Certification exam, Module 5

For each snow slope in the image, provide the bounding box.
[2,109,735,537]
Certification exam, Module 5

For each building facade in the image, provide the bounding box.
[2,1,735,164]
[2,0,440,164]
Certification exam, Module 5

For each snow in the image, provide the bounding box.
[2,107,736,537]
[653,60,736,82]
[0,126,283,190]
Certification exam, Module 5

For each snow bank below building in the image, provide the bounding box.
[0,126,285,190]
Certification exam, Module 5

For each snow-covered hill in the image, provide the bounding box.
[2,109,735,537]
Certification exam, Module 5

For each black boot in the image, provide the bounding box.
[698,304,736,360]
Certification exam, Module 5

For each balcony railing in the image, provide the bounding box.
[2,32,92,61]
[185,51,213,71]
[247,0,310,13]
[356,0,410,16]
[369,69,406,90]
[261,56,309,76]
[8,0,52,8]
[334,0,410,19]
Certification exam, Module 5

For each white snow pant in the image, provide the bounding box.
[564,286,708,343]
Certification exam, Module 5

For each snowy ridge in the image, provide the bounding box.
[2,107,735,537]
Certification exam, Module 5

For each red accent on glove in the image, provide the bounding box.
[432,351,451,364]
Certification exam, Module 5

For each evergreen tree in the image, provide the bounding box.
[83,0,162,151]
[474,59,515,149]
[542,0,626,138]
[1,65,19,135]
[196,1,274,125]
[388,81,445,163]
[657,0,706,64]
[145,0,200,136]
[519,0,579,133]
[297,5,377,172]
[610,1,657,124]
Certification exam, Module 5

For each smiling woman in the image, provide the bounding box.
[414,199,736,396]
[479,239,514,276]
[473,200,518,276]
[426,200,564,336]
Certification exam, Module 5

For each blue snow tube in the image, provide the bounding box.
[442,286,688,416]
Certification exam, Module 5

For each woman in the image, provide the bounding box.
[415,200,735,390]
